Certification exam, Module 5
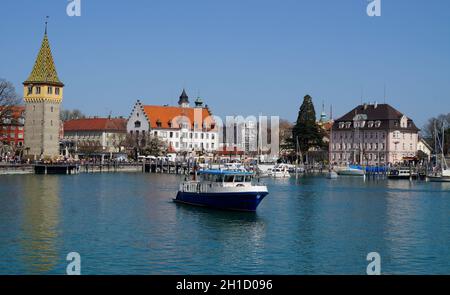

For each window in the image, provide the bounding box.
[48,86,53,94]
[27,86,33,95]
[134,121,141,128]
[375,121,381,128]
[55,88,60,95]
[36,86,41,94]
[368,121,374,128]
[51,106,54,112]
[170,132,173,138]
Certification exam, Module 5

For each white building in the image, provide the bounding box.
[417,138,432,161]
[63,117,127,155]
[127,90,219,153]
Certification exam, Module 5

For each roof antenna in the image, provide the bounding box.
[45,16,49,35]
[360,87,364,105]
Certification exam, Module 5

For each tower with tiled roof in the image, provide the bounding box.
[178,89,189,108]
[23,24,64,158]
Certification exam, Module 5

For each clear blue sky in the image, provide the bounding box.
[1,0,449,128]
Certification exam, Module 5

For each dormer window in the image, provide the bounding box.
[368,121,374,128]
[375,121,381,128]
[156,120,162,128]
[345,122,351,128]
[339,122,345,129]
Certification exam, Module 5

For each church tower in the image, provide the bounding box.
[23,25,64,158]
[178,89,190,108]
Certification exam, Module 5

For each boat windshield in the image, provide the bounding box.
[200,172,253,183]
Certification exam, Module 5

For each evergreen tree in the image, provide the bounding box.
[292,95,323,154]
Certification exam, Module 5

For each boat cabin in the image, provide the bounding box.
[198,170,255,185]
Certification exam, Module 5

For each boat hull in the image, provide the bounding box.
[337,170,365,176]
[174,191,269,212]
[428,176,450,182]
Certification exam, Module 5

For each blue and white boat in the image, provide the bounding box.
[174,170,269,211]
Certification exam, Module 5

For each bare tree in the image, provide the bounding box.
[0,79,20,121]
[422,113,450,153]
[123,133,167,159]
[60,109,86,121]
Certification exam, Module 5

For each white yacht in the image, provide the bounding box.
[336,165,365,176]
[268,164,290,178]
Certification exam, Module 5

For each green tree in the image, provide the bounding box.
[292,95,323,155]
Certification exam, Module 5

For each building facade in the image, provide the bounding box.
[330,103,419,165]
[23,29,64,158]
[0,106,25,148]
[127,90,219,153]
[63,117,127,156]
[417,138,433,161]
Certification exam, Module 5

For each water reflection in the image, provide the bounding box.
[20,176,60,274]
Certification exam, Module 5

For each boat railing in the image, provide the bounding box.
[180,181,266,193]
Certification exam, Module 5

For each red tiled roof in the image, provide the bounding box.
[142,105,215,130]
[64,118,127,132]
[0,106,25,119]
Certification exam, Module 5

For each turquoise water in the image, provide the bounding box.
[0,173,449,274]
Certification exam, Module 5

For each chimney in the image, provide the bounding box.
[374,101,378,109]
[363,103,368,110]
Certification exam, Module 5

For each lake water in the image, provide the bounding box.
[0,173,449,274]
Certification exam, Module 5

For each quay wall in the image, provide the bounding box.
[0,165,34,175]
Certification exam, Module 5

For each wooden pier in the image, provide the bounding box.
[34,164,80,175]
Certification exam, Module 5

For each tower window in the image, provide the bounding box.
[55,88,60,95]
[51,106,54,112]
[27,86,33,95]
[48,86,53,94]
[36,86,41,94]
[134,121,141,128]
